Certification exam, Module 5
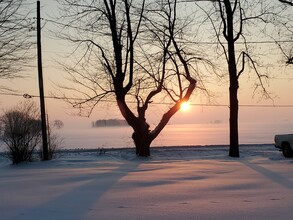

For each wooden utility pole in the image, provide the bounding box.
[37,1,49,160]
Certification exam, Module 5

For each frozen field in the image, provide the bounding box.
[0,144,292,220]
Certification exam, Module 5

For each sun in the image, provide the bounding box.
[180,101,190,112]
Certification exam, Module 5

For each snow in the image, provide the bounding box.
[0,145,293,220]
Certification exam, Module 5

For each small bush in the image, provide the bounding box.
[0,101,42,164]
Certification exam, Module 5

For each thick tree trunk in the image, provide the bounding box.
[116,97,152,157]
[132,130,151,157]
[131,116,152,157]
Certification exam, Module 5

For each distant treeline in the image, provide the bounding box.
[92,119,128,127]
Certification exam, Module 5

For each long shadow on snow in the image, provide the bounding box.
[18,160,141,220]
[241,160,293,191]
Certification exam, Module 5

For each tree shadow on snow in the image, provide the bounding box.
[241,160,293,191]
[17,160,141,220]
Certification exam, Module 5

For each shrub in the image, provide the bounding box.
[0,101,42,164]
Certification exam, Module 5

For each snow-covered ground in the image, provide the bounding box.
[0,145,292,220]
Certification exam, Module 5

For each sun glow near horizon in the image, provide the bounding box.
[180,101,190,112]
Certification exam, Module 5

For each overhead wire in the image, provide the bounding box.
[1,92,293,108]
[42,18,292,46]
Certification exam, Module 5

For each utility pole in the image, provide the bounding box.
[37,1,49,160]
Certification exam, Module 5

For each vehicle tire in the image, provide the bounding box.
[282,142,293,158]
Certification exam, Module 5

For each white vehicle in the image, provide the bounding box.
[274,134,293,158]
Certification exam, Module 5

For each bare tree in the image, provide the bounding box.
[194,0,283,157]
[0,0,33,90]
[57,0,208,156]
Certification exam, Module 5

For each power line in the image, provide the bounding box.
[42,18,292,46]
[1,92,293,108]
[181,40,292,45]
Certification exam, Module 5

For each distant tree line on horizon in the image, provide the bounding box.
[92,119,128,127]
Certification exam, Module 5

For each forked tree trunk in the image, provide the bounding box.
[116,97,153,157]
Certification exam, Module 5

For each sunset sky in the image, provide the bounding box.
[0,1,292,134]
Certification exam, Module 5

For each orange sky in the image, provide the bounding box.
[0,1,292,131]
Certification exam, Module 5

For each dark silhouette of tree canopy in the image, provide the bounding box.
[0,0,33,90]
[57,0,210,156]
